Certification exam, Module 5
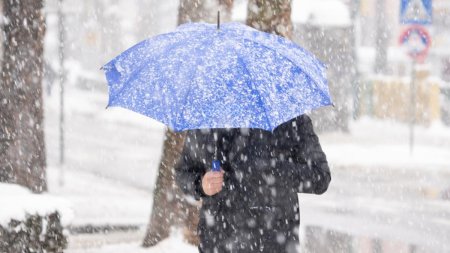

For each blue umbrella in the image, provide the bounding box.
[102,22,331,132]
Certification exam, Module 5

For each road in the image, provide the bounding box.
[300,165,450,252]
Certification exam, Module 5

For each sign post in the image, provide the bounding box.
[399,26,431,154]
[409,60,416,155]
[399,0,432,155]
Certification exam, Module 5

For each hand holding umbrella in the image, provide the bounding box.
[205,144,224,196]
[201,169,224,196]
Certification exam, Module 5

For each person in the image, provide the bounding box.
[175,114,331,253]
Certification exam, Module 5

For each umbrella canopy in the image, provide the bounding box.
[103,22,332,132]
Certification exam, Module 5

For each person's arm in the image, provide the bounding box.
[174,131,207,200]
[279,114,331,194]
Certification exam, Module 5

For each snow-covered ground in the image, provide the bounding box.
[66,232,197,253]
[322,117,450,171]
[0,182,73,226]
[42,81,450,252]
[47,167,151,227]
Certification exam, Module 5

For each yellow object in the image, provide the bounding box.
[359,69,441,125]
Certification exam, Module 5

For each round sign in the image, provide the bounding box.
[399,25,431,63]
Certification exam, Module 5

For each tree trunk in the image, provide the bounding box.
[143,0,234,247]
[142,130,188,247]
[246,0,292,39]
[0,0,47,193]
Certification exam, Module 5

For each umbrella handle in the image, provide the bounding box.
[212,160,221,172]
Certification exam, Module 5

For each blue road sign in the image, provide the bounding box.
[400,0,432,25]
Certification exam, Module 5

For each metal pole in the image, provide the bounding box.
[374,0,388,74]
[58,0,65,185]
[409,60,416,155]
[351,0,360,119]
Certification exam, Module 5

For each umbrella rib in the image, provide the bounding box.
[239,37,331,106]
[161,35,219,130]
[238,36,326,89]
[103,29,208,70]
[237,55,272,131]
[107,34,208,108]
[105,23,331,131]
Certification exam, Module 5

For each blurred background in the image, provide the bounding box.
[0,0,449,252]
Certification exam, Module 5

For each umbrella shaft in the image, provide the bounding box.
[217,11,220,30]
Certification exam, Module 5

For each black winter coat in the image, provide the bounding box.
[175,114,331,253]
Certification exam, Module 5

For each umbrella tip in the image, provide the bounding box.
[217,11,220,30]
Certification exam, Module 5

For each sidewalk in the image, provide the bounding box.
[320,117,450,172]
[300,118,450,252]
[66,231,197,253]
[47,167,152,227]
[299,165,450,252]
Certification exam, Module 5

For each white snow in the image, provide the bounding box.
[291,0,351,26]
[231,0,246,21]
[357,46,411,75]
[320,117,450,171]
[0,183,74,226]
[66,231,197,253]
[47,167,152,226]
[233,0,351,27]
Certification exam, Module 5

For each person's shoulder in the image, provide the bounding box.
[280,114,312,129]
[288,114,314,136]
[297,114,312,125]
